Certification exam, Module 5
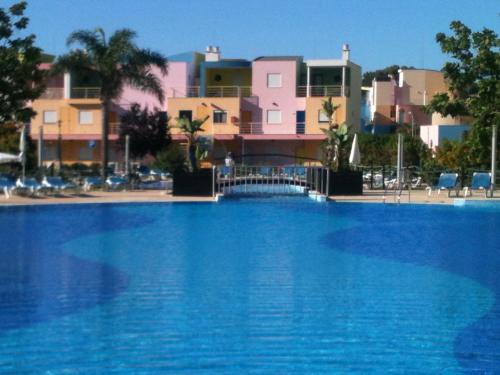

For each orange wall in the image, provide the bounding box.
[305,97,347,134]
[168,97,241,135]
[31,99,104,137]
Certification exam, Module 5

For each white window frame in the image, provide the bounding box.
[213,110,227,124]
[267,110,282,124]
[79,111,93,125]
[43,110,57,124]
[318,110,329,123]
[267,73,282,88]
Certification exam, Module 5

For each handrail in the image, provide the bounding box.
[215,165,330,197]
[71,87,101,99]
[240,122,307,135]
[40,87,64,99]
[168,86,252,98]
[296,85,346,97]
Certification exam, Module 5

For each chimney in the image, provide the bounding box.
[342,44,350,61]
[205,45,221,62]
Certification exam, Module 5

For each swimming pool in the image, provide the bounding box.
[0,199,499,373]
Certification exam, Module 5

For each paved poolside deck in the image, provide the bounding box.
[1,189,499,206]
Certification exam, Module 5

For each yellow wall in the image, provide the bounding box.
[168,97,241,135]
[305,97,347,134]
[205,68,251,87]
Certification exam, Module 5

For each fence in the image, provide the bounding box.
[214,165,330,197]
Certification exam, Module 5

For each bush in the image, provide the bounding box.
[153,144,187,174]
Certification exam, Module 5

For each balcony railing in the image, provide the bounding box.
[71,87,101,99]
[109,122,120,134]
[40,87,64,99]
[240,122,263,134]
[206,86,252,98]
[240,122,307,135]
[297,85,349,97]
[169,86,252,98]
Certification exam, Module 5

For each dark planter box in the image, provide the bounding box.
[173,169,214,196]
[329,170,363,195]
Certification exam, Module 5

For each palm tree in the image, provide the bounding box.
[320,97,349,171]
[176,116,209,172]
[53,28,168,182]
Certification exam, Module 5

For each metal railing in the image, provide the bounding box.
[296,85,348,97]
[239,122,308,135]
[109,122,120,134]
[71,87,101,99]
[296,122,305,134]
[206,86,252,97]
[40,87,64,99]
[240,122,263,134]
[214,165,330,197]
[169,86,252,98]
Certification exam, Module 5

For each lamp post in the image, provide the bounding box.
[408,111,416,137]
[57,120,62,170]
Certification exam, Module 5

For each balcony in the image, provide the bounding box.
[109,122,120,135]
[240,122,263,134]
[39,87,64,99]
[71,87,101,99]
[296,85,349,97]
[169,86,252,98]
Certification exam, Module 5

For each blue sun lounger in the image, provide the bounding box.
[0,177,16,199]
[16,178,47,196]
[42,176,78,194]
[463,172,493,198]
[83,176,103,192]
[426,173,459,197]
[106,176,128,190]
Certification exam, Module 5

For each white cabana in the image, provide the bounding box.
[349,133,361,166]
[0,126,25,167]
[0,152,20,164]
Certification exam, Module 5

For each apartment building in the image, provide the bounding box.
[167,45,361,165]
[31,45,361,166]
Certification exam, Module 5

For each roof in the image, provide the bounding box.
[254,56,302,62]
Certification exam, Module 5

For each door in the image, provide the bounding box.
[296,111,305,134]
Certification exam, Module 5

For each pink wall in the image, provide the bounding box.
[117,62,190,112]
[251,60,305,134]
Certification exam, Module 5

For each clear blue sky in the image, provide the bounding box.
[10,0,500,72]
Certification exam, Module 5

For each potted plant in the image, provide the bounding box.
[172,116,214,196]
[320,97,363,195]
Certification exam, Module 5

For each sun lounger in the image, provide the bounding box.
[42,176,78,194]
[0,177,16,199]
[83,176,103,192]
[463,172,493,198]
[16,178,47,196]
[426,173,459,197]
[106,176,128,190]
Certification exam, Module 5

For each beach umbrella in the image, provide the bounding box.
[349,133,361,166]
[19,126,26,181]
[0,152,20,164]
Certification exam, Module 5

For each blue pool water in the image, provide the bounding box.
[0,199,499,373]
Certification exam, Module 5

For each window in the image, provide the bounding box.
[179,110,192,122]
[267,110,282,124]
[213,110,227,124]
[43,110,57,124]
[267,73,282,88]
[79,111,93,125]
[318,110,329,123]
[390,106,396,119]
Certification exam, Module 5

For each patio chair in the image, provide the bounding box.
[106,176,128,190]
[425,173,459,197]
[463,172,493,198]
[0,177,16,199]
[83,176,103,192]
[16,178,47,197]
[42,176,78,194]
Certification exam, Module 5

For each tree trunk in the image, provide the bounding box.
[101,100,110,184]
[189,143,197,172]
